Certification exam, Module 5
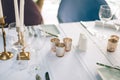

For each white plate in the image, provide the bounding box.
[97,67,120,80]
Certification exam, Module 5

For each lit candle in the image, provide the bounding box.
[20,0,25,26]
[14,0,20,27]
[0,0,3,18]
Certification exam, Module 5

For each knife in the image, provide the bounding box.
[96,62,120,71]
[45,72,50,80]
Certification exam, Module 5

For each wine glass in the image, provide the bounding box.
[7,22,18,45]
[99,5,112,39]
[27,26,48,77]
[28,26,47,57]
[99,5,112,28]
[7,22,19,54]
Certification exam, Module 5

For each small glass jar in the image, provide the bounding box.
[110,35,119,41]
[107,38,118,52]
[51,38,60,52]
[63,37,72,52]
[55,43,65,57]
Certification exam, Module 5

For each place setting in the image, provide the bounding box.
[96,62,120,80]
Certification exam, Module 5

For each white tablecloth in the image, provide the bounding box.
[0,22,118,80]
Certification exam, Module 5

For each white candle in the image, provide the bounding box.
[0,0,3,18]
[20,0,25,26]
[78,33,87,51]
[14,0,20,27]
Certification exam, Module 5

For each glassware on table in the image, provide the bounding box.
[27,26,48,78]
[99,5,112,39]
[99,5,112,28]
[7,22,18,45]
[28,26,47,57]
[113,10,120,31]
[7,22,19,55]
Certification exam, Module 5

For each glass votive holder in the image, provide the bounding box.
[110,35,119,41]
[107,38,119,52]
[63,37,72,52]
[56,43,65,57]
[50,38,60,52]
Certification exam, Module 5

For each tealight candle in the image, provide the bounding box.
[56,43,65,57]
[107,35,119,52]
[51,38,60,52]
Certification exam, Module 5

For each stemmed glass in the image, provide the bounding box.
[99,5,112,28]
[99,5,112,38]
[7,22,18,50]
[27,26,48,78]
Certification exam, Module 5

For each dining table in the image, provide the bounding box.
[0,21,120,80]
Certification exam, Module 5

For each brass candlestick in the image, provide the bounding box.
[17,27,30,60]
[0,17,13,60]
[17,48,30,60]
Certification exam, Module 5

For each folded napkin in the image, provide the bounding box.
[97,67,120,80]
[95,20,115,29]
[40,24,60,37]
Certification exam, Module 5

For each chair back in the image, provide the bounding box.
[57,0,108,23]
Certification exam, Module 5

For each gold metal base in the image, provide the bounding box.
[0,52,13,60]
[17,52,30,60]
[0,17,5,25]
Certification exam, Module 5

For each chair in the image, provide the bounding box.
[57,0,108,23]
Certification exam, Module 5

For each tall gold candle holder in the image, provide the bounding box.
[0,17,13,60]
[16,27,30,60]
